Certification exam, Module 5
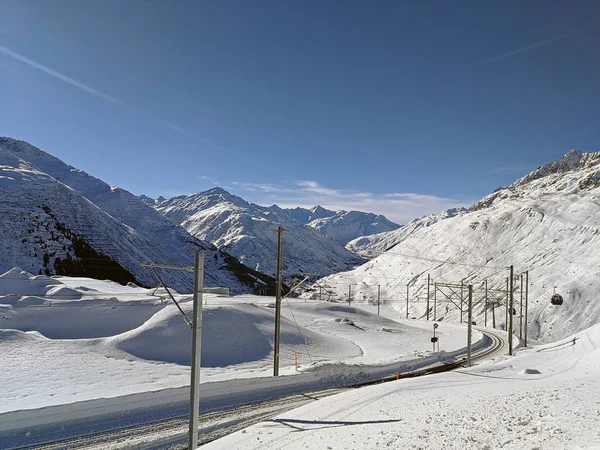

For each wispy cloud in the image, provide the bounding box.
[231,180,474,224]
[231,181,297,194]
[471,21,596,67]
[0,43,242,158]
[198,175,219,186]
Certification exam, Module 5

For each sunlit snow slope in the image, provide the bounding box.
[156,188,366,277]
[316,150,600,343]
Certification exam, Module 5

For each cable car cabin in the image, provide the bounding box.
[551,293,564,306]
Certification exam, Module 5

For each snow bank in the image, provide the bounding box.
[111,301,360,367]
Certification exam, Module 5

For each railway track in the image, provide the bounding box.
[8,329,507,450]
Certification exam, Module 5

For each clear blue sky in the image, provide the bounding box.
[1,0,599,223]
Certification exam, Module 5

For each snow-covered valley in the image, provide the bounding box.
[1,144,600,449]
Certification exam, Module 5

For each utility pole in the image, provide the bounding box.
[348,285,352,306]
[319,285,322,302]
[508,265,514,356]
[406,283,409,319]
[467,284,473,367]
[188,252,204,450]
[273,227,285,377]
[492,298,496,329]
[426,274,430,320]
[377,285,381,315]
[524,271,529,346]
[519,274,524,340]
[484,279,488,327]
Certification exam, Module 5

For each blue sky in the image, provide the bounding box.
[1,0,599,223]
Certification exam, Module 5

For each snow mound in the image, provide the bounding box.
[0,298,160,339]
[0,329,45,342]
[0,268,63,296]
[112,301,360,367]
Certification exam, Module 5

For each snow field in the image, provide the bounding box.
[206,321,600,450]
[0,269,477,417]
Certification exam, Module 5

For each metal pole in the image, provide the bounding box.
[319,285,322,302]
[273,227,284,376]
[492,298,496,329]
[484,279,488,327]
[434,282,437,320]
[460,281,464,323]
[433,280,437,321]
[509,265,514,356]
[406,283,409,319]
[426,274,430,321]
[505,277,509,330]
[519,274,524,340]
[524,271,529,346]
[377,285,381,315]
[348,285,351,306]
[188,252,204,450]
[467,284,473,366]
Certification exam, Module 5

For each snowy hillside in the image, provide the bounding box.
[0,138,275,294]
[156,188,366,277]
[313,150,600,343]
[346,208,467,258]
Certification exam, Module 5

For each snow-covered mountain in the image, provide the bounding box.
[0,138,275,294]
[156,188,366,277]
[312,149,600,343]
[346,208,467,258]
[279,207,400,246]
[274,205,337,225]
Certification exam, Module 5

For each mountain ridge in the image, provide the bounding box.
[0,137,276,294]
[311,149,600,343]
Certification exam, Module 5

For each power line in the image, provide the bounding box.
[380,251,509,270]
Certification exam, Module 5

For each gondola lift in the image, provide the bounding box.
[550,287,563,306]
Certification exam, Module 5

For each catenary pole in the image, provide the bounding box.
[467,284,473,366]
[520,273,524,340]
[524,271,529,346]
[188,252,204,450]
[509,265,514,356]
[426,274,430,321]
[406,283,409,319]
[434,282,437,320]
[460,281,464,323]
[273,227,285,376]
[505,277,509,331]
[484,279,488,327]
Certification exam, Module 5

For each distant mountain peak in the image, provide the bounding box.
[204,186,230,196]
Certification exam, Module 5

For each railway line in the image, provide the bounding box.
[7,328,508,450]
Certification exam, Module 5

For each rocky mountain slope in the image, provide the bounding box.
[156,188,366,277]
[311,149,600,343]
[0,138,275,294]
[345,208,466,258]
